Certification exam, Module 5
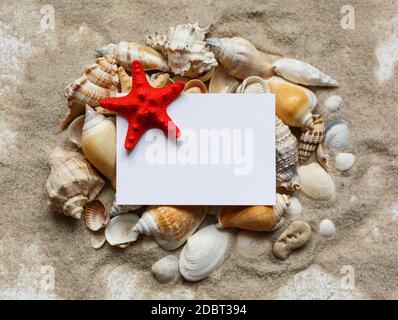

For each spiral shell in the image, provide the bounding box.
[235,76,270,94]
[83,56,119,91]
[299,114,325,163]
[297,162,335,200]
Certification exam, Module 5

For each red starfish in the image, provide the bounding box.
[99,60,185,150]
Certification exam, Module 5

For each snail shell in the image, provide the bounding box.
[209,65,239,93]
[83,56,119,91]
[299,114,325,164]
[297,162,335,200]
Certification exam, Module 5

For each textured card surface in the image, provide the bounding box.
[116,94,275,205]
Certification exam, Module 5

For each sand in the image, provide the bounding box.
[0,0,398,299]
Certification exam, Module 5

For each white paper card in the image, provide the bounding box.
[116,94,275,205]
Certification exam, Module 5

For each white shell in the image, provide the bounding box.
[90,230,106,249]
[105,214,139,246]
[325,119,350,150]
[110,200,141,218]
[209,65,239,93]
[285,197,302,216]
[297,162,336,200]
[179,224,230,282]
[67,115,85,148]
[335,153,355,171]
[236,230,271,257]
[324,95,343,112]
[235,76,270,94]
[272,58,338,87]
[151,255,179,283]
[319,219,336,238]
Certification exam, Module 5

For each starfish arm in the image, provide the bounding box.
[100,95,138,113]
[124,117,147,150]
[131,60,150,89]
[151,81,185,105]
[156,112,181,139]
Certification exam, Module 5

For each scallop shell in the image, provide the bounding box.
[96,41,169,72]
[325,119,350,149]
[206,37,274,80]
[85,200,106,231]
[297,162,336,200]
[335,153,355,171]
[267,76,317,128]
[209,65,239,93]
[67,115,85,148]
[90,230,106,249]
[105,214,140,246]
[236,230,272,257]
[324,95,343,112]
[272,58,338,87]
[285,197,302,216]
[319,219,336,238]
[183,79,208,93]
[81,106,116,188]
[151,255,179,283]
[179,224,231,282]
[45,147,105,219]
[132,206,207,250]
[110,200,141,218]
[217,194,290,231]
[299,114,325,163]
[235,76,270,94]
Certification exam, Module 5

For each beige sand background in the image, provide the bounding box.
[0,0,397,299]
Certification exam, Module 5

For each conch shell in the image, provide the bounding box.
[132,206,207,250]
[209,65,239,93]
[267,76,317,128]
[45,147,105,219]
[81,106,116,188]
[96,41,169,72]
[183,79,208,93]
[272,58,338,87]
[299,114,325,163]
[206,37,274,80]
[217,194,290,231]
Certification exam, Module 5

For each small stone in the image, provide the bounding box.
[319,219,336,238]
[324,95,342,112]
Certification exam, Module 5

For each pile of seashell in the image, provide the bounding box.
[46,22,355,283]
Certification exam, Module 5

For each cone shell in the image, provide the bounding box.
[235,76,270,94]
[267,76,317,128]
[206,37,274,80]
[209,65,239,93]
[81,106,116,188]
[272,58,338,87]
[183,79,208,93]
[45,147,105,219]
[297,162,335,200]
[335,153,355,171]
[85,200,106,231]
[179,224,230,282]
[151,255,179,283]
[97,41,169,72]
[105,214,140,246]
[299,114,325,163]
[132,206,207,250]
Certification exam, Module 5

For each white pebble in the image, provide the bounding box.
[319,219,336,238]
[285,197,302,216]
[324,95,343,112]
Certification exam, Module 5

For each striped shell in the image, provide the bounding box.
[297,162,335,200]
[83,56,119,91]
[299,114,325,163]
[85,200,106,231]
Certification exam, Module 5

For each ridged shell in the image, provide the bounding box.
[297,162,336,200]
[285,197,302,216]
[325,119,350,149]
[209,65,239,93]
[81,106,116,188]
[67,115,85,148]
[97,41,169,72]
[335,153,355,171]
[235,76,270,94]
[299,114,325,163]
[272,58,338,87]
[267,76,317,128]
[85,200,106,231]
[324,95,343,112]
[45,147,105,219]
[151,255,179,283]
[132,206,207,250]
[206,37,274,80]
[183,79,208,93]
[110,200,141,218]
[319,219,336,238]
[217,194,290,231]
[105,214,140,246]
[83,56,119,91]
[179,224,230,282]
[236,230,272,257]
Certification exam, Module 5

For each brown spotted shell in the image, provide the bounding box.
[299,114,325,163]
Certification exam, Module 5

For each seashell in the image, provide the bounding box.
[325,119,350,150]
[117,66,132,93]
[145,32,169,57]
[105,214,140,246]
[324,95,343,112]
[319,219,336,238]
[164,22,218,78]
[285,197,302,216]
[110,200,141,218]
[297,162,335,200]
[206,37,274,80]
[272,58,338,87]
[236,230,272,257]
[209,65,239,93]
[96,41,169,72]
[132,206,207,250]
[139,237,160,252]
[45,147,105,219]
[299,114,325,163]
[151,255,179,283]
[235,76,270,94]
[183,79,208,94]
[83,56,119,91]
[179,224,230,281]
[316,143,331,171]
[150,72,174,88]
[85,200,106,231]
[67,115,85,148]
[273,220,312,260]
[267,76,317,128]
[335,153,355,171]
[118,242,131,249]
[217,194,290,231]
[91,230,106,249]
[275,116,300,191]
[81,106,116,188]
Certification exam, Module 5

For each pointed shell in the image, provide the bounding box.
[235,76,270,94]
[272,58,338,87]
[179,224,231,281]
[151,255,179,283]
[297,162,336,200]
[105,214,139,246]
[67,115,85,148]
[335,153,355,171]
[299,114,325,163]
[209,65,239,93]
[132,206,207,250]
[85,200,106,231]
[183,79,208,93]
[325,119,350,149]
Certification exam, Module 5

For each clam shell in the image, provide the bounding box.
[179,224,231,282]
[299,114,325,163]
[335,153,355,171]
[183,79,208,94]
[85,200,106,231]
[325,119,350,150]
[237,230,272,257]
[285,197,302,216]
[324,95,342,112]
[151,255,179,283]
[105,214,139,246]
[209,65,239,93]
[90,230,106,249]
[319,219,336,238]
[297,162,336,200]
[235,76,270,94]
[67,115,85,148]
